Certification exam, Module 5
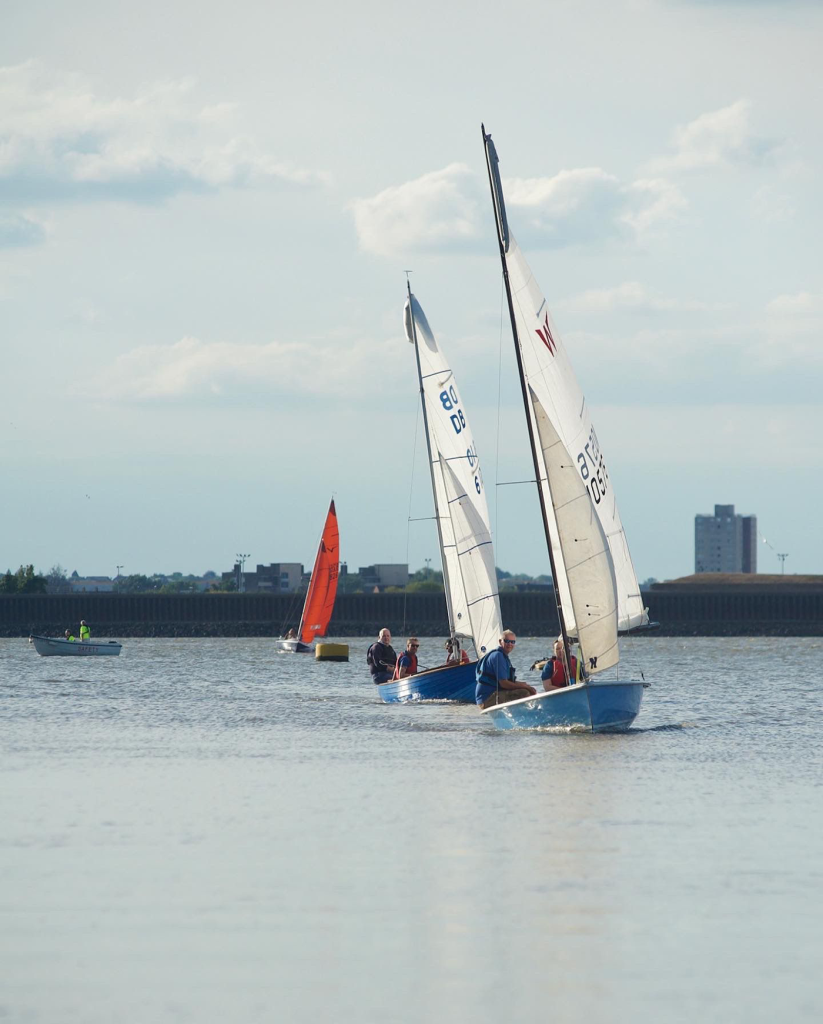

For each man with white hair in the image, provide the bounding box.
[367,627,397,684]
[475,629,537,709]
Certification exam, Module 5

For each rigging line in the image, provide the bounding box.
[495,479,537,487]
[403,390,421,638]
[408,516,436,523]
[494,273,505,569]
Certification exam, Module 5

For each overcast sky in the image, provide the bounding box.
[2,0,820,583]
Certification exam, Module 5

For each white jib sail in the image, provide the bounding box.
[404,293,495,653]
[504,236,647,632]
[440,455,503,656]
[531,390,618,674]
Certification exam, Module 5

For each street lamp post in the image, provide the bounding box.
[115,565,124,593]
[236,553,250,593]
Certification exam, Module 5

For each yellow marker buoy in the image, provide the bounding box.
[315,642,349,662]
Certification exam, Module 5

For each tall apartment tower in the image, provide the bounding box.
[694,504,757,574]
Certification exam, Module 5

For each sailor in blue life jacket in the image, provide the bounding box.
[393,637,419,679]
[367,627,397,684]
[475,630,537,709]
[79,620,90,642]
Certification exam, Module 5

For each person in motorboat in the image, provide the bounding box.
[367,627,397,684]
[79,620,90,642]
[475,630,537,709]
[542,637,578,690]
[444,638,470,666]
[64,630,77,642]
[393,638,419,679]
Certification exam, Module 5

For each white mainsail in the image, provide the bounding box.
[404,292,503,655]
[484,133,647,634]
[440,455,502,655]
[531,390,618,674]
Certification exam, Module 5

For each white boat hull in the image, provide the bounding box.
[30,635,122,657]
[273,639,313,654]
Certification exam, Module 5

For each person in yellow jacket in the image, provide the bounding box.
[79,620,90,642]
[64,630,76,642]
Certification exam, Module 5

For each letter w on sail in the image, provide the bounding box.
[535,312,556,355]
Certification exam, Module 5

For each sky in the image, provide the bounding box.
[1,0,821,584]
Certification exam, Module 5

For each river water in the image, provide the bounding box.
[2,636,821,1023]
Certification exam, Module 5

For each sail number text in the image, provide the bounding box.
[577,427,609,505]
[440,388,482,495]
[439,386,466,434]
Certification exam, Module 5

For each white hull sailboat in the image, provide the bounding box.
[273,499,340,655]
[479,126,649,732]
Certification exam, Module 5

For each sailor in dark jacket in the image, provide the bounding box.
[367,627,397,684]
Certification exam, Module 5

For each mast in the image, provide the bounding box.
[481,125,575,681]
[406,278,458,638]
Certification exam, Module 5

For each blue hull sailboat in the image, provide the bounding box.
[478,126,649,732]
[377,283,503,704]
[377,661,477,704]
[485,680,646,731]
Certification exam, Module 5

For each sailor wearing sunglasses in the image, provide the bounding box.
[475,630,537,709]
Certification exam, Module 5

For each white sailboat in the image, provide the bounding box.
[376,283,503,702]
[274,499,340,654]
[479,125,648,731]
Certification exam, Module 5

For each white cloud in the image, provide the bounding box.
[602,403,823,468]
[350,163,484,259]
[753,185,796,223]
[560,281,724,314]
[0,212,45,247]
[650,100,781,172]
[77,334,397,403]
[504,168,626,246]
[765,291,818,315]
[0,61,327,208]
[620,178,688,235]
[352,163,685,258]
[756,293,823,367]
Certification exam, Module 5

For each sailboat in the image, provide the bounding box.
[274,499,340,654]
[479,126,649,731]
[376,283,503,702]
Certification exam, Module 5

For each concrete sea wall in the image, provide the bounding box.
[2,585,822,637]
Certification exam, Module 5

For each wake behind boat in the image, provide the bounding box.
[376,284,503,703]
[30,634,123,657]
[479,126,649,732]
[274,499,340,654]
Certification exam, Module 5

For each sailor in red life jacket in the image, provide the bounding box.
[542,638,578,690]
[393,637,420,679]
[445,638,470,666]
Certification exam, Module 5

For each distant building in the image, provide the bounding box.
[695,504,757,574]
[68,571,114,593]
[358,564,409,588]
[222,562,304,593]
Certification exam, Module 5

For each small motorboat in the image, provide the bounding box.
[30,634,123,657]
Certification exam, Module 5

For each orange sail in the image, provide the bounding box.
[299,499,340,644]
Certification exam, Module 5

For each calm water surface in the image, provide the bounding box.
[2,636,821,1023]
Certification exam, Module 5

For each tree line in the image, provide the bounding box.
[0,566,47,594]
[1,564,558,596]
